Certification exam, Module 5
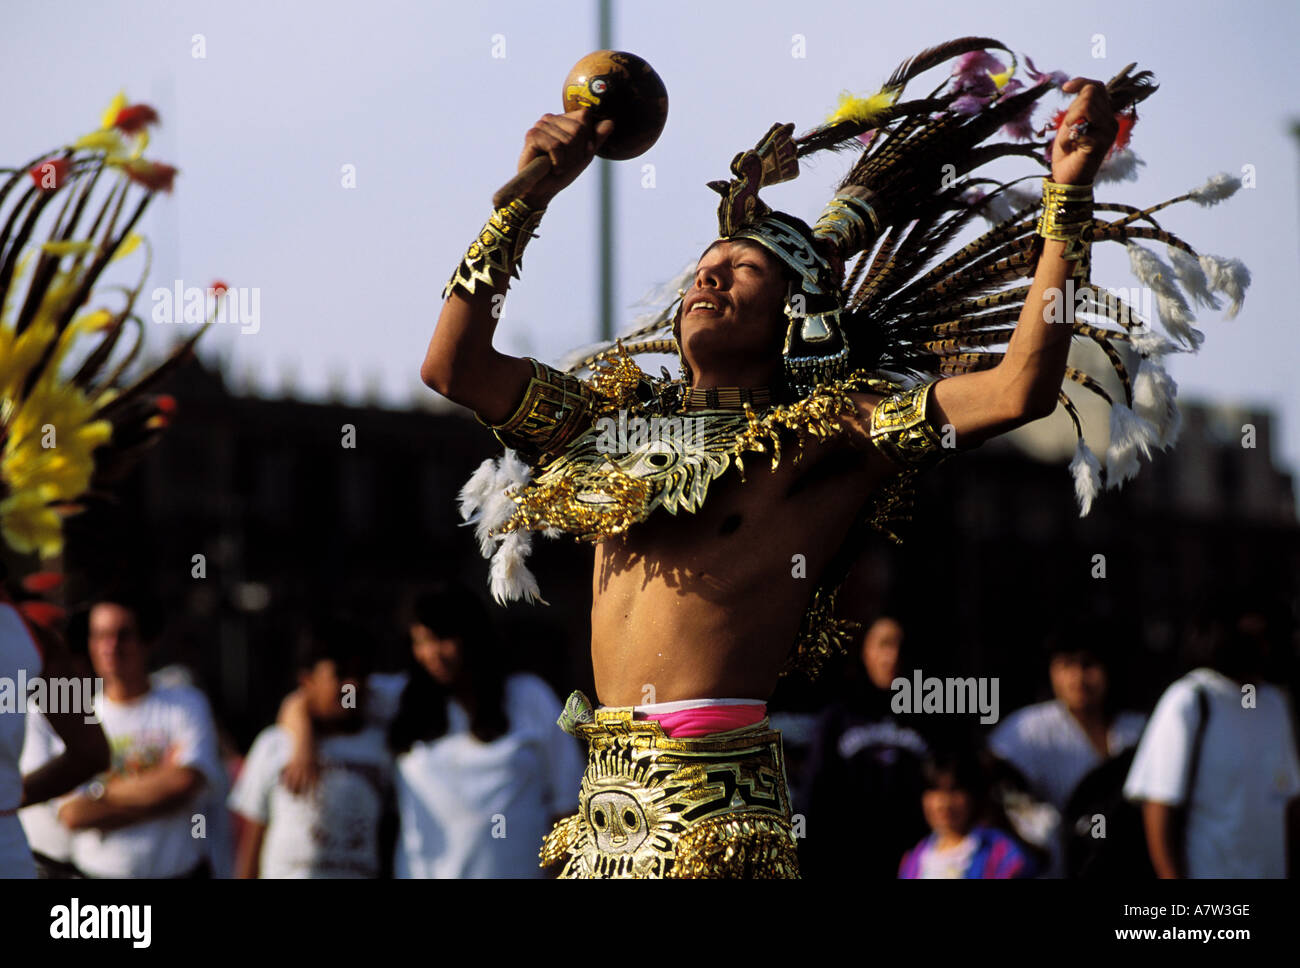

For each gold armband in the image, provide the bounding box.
[477,358,595,463]
[869,379,948,469]
[1037,178,1093,279]
[442,198,546,301]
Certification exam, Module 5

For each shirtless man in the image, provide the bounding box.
[421,76,1117,877]
[424,78,1116,707]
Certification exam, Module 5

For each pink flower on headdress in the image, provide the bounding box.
[1024,56,1068,88]
[996,80,1036,140]
[1001,114,1036,141]
[951,50,1004,96]
[951,93,991,115]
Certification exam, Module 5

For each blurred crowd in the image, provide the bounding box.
[793,599,1300,879]
[12,583,1300,879]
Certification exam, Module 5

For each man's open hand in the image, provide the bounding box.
[1050,78,1118,186]
[516,107,614,206]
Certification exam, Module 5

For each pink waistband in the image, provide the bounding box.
[636,703,768,737]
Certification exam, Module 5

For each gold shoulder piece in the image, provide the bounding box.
[869,379,947,469]
[478,358,596,464]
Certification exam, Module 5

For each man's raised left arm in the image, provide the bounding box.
[926,77,1118,448]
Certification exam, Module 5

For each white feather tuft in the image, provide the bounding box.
[488,531,548,606]
[1127,244,1201,349]
[1126,242,1174,294]
[1189,172,1242,207]
[1198,254,1251,319]
[457,450,534,558]
[1070,440,1102,517]
[1155,290,1204,350]
[1132,358,1181,447]
[1095,148,1144,184]
[459,457,503,522]
[1127,328,1177,357]
[1167,247,1219,310]
[1105,403,1161,489]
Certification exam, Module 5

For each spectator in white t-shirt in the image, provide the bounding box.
[59,595,224,879]
[279,584,584,878]
[988,631,1146,877]
[1125,600,1300,878]
[229,618,393,878]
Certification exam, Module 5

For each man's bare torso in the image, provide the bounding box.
[590,394,894,705]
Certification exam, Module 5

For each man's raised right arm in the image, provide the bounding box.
[420,108,613,423]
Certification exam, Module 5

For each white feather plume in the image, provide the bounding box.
[488,530,547,606]
[1126,244,1203,348]
[1198,254,1251,319]
[1188,172,1242,207]
[1127,328,1177,358]
[1126,242,1173,293]
[1070,440,1102,517]
[1167,246,1219,310]
[1132,358,1182,447]
[1154,290,1204,350]
[457,450,532,556]
[458,456,503,521]
[1105,403,1160,489]
[1095,148,1144,184]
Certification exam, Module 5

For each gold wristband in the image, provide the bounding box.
[442,198,546,301]
[1037,178,1093,278]
[1036,178,1093,243]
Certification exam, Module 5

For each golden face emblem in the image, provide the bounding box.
[587,789,650,853]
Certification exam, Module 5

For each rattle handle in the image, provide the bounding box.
[492,156,551,210]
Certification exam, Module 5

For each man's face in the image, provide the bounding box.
[299,658,363,722]
[1049,652,1107,714]
[678,239,789,382]
[88,603,147,684]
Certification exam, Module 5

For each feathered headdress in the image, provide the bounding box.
[0,92,215,623]
[560,37,1250,516]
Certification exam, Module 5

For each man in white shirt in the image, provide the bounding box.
[229,624,393,878]
[989,635,1146,876]
[58,596,224,878]
[1125,602,1300,878]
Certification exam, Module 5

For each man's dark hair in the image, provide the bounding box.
[91,588,164,643]
[295,613,372,681]
[1198,590,1293,681]
[1040,618,1116,668]
[921,747,990,804]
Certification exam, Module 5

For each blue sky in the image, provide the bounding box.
[8,0,1299,476]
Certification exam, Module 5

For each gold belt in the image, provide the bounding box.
[540,705,801,879]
